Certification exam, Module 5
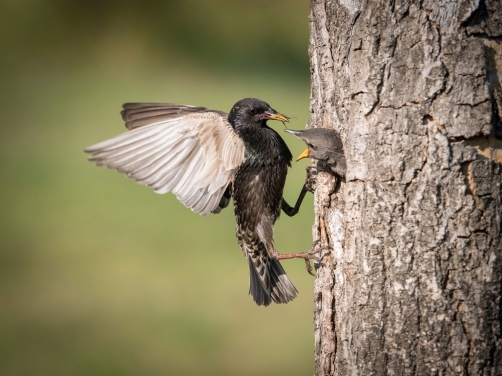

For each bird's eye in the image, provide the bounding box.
[250,108,257,115]
[308,143,315,149]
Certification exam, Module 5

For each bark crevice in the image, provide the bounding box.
[310,0,502,374]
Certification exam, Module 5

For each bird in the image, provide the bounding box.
[85,98,311,306]
[284,128,346,177]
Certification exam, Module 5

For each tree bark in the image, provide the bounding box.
[309,0,502,375]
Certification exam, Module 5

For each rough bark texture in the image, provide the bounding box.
[309,0,502,375]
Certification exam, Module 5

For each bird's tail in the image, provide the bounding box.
[247,252,297,306]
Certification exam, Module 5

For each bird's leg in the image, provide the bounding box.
[274,241,331,276]
[275,243,326,260]
[281,166,317,217]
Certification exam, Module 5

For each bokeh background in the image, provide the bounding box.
[0,1,316,375]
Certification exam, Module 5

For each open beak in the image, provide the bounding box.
[296,148,310,161]
[264,109,290,123]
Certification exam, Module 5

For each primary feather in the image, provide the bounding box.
[85,104,246,216]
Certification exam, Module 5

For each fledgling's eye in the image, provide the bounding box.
[250,108,257,115]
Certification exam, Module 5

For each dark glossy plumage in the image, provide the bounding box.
[85,97,297,306]
[231,99,296,306]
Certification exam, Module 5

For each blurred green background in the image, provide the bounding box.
[0,1,316,375]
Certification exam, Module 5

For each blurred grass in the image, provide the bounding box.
[0,1,316,375]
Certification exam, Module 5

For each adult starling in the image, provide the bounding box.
[85,98,309,306]
[284,128,346,177]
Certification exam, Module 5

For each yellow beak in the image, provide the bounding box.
[296,148,310,161]
[265,111,290,123]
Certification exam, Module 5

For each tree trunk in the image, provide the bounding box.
[309,0,502,375]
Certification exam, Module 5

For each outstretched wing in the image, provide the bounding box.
[84,103,246,216]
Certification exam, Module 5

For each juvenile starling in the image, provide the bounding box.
[85,98,310,306]
[284,128,346,177]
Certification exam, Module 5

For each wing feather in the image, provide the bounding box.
[137,138,197,185]
[84,123,176,152]
[85,103,246,215]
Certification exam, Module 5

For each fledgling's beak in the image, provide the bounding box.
[264,109,290,123]
[284,129,301,137]
[296,148,310,161]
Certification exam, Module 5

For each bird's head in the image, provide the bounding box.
[284,128,341,162]
[228,98,290,129]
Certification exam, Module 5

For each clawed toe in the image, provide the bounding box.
[305,166,317,193]
[304,259,315,276]
[275,241,332,276]
[301,243,331,276]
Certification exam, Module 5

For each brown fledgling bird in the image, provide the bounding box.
[85,98,313,306]
[284,128,346,177]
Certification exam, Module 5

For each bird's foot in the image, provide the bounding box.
[305,166,317,193]
[303,241,332,276]
[276,241,331,276]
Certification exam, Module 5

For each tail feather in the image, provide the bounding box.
[269,259,297,303]
[247,254,297,306]
[248,258,271,306]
